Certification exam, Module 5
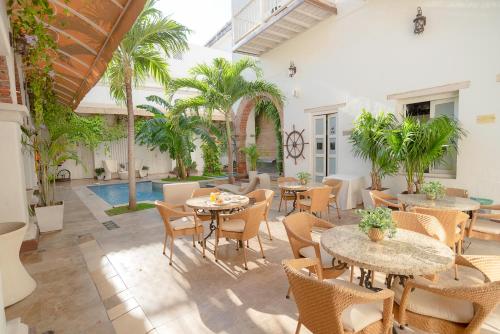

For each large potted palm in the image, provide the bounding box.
[240,144,259,180]
[387,115,465,193]
[349,110,398,208]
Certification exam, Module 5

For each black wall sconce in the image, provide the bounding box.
[413,7,426,34]
[288,61,297,77]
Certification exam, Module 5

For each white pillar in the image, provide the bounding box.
[0,103,29,224]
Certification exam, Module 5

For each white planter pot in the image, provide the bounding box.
[361,188,390,209]
[97,174,105,181]
[35,202,64,233]
[0,222,36,306]
[248,170,258,180]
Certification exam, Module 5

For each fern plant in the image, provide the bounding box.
[358,207,396,238]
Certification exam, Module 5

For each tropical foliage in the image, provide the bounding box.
[201,143,223,176]
[105,0,189,208]
[169,57,284,183]
[136,95,221,179]
[349,110,398,190]
[358,207,396,238]
[240,144,259,171]
[296,171,311,184]
[387,115,465,193]
[255,100,283,174]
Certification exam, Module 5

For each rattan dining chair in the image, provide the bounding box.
[393,255,500,334]
[323,179,342,219]
[283,212,348,298]
[297,186,332,218]
[283,257,395,334]
[392,211,446,242]
[413,207,469,279]
[190,187,219,222]
[370,190,404,211]
[155,200,205,265]
[215,201,267,270]
[467,204,500,241]
[278,176,299,212]
[246,189,274,240]
[446,187,469,198]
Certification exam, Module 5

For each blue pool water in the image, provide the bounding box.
[88,181,163,206]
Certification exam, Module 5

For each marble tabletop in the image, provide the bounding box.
[397,193,480,211]
[321,225,455,276]
[185,194,249,211]
[278,182,325,192]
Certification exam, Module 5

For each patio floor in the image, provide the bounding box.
[5,180,500,334]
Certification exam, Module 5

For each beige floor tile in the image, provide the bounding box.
[95,274,127,300]
[107,297,140,320]
[112,306,153,334]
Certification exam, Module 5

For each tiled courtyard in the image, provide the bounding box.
[5,181,500,334]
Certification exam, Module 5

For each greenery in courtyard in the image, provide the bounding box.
[255,100,283,174]
[170,58,284,183]
[105,203,156,216]
[201,143,223,176]
[240,144,259,171]
[160,175,213,182]
[105,0,189,209]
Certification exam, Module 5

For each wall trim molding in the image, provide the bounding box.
[387,81,470,100]
[304,102,346,114]
[0,103,29,124]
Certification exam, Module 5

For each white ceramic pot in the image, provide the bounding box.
[248,170,258,180]
[35,202,64,233]
[0,222,36,306]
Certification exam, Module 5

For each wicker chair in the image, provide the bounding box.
[394,255,500,334]
[392,211,446,242]
[215,201,267,270]
[297,186,332,218]
[446,187,469,198]
[323,179,342,219]
[190,187,219,222]
[283,257,394,334]
[283,212,347,288]
[246,189,275,240]
[278,176,299,212]
[467,204,500,241]
[413,207,469,279]
[370,190,404,211]
[155,200,205,265]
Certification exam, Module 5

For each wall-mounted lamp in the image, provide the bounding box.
[413,7,426,34]
[288,61,297,77]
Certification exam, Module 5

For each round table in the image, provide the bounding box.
[397,194,480,211]
[321,225,455,290]
[185,194,249,240]
[278,182,325,215]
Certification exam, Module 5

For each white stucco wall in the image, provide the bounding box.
[257,0,500,201]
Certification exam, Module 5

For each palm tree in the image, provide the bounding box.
[349,110,399,190]
[136,95,221,179]
[105,0,189,209]
[169,57,284,183]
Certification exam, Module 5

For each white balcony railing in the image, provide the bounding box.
[232,0,291,43]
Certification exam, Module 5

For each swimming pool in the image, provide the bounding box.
[88,181,163,206]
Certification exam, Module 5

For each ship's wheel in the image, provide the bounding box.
[284,125,308,165]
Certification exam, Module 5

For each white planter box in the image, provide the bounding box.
[35,202,64,233]
[248,170,258,180]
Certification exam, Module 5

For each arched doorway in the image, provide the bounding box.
[234,97,283,176]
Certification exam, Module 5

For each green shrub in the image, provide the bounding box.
[202,143,223,176]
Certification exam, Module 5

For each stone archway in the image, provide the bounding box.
[234,97,283,176]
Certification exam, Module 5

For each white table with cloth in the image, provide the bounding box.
[323,174,365,210]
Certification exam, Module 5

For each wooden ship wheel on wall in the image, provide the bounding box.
[284,125,309,165]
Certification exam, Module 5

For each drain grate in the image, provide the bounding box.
[102,220,120,230]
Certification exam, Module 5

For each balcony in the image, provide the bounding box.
[232,0,337,56]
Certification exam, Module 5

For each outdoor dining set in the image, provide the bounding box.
[154,177,499,334]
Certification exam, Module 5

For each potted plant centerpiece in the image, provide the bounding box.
[95,168,105,181]
[141,165,149,178]
[297,171,311,185]
[349,110,398,208]
[358,207,396,242]
[421,181,445,200]
[240,144,259,180]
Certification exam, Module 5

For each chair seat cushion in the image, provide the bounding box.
[328,279,383,332]
[298,245,335,268]
[472,219,500,235]
[220,219,245,232]
[392,276,475,323]
[171,216,197,230]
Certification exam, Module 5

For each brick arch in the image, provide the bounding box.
[234,97,284,176]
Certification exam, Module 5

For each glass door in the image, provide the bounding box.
[313,113,338,183]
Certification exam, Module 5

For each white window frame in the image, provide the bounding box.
[397,91,459,179]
